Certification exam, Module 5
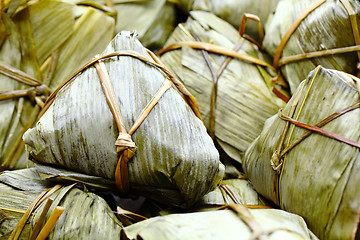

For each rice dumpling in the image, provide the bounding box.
[159,11,285,163]
[0,0,114,170]
[264,0,360,93]
[176,0,280,40]
[121,204,316,240]
[243,66,360,239]
[195,178,262,209]
[0,168,122,239]
[23,31,224,208]
[67,0,176,50]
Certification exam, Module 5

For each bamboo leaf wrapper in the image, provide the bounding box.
[121,205,315,240]
[243,66,360,239]
[23,31,224,208]
[177,0,280,40]
[0,168,122,239]
[264,0,360,93]
[0,0,115,170]
[159,11,285,163]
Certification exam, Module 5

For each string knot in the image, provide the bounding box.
[271,151,282,174]
[26,84,51,105]
[115,133,136,157]
[114,133,136,193]
[25,87,37,102]
[35,84,51,96]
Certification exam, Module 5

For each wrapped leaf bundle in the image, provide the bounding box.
[67,0,176,50]
[264,0,360,93]
[243,66,360,239]
[23,31,224,208]
[0,168,122,239]
[112,0,176,50]
[121,204,316,240]
[176,0,280,39]
[159,11,285,163]
[0,0,114,170]
[195,178,262,209]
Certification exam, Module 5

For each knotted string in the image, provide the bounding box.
[273,0,360,86]
[38,48,200,193]
[271,66,360,205]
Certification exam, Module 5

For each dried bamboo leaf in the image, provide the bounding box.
[34,164,117,190]
[1,0,75,170]
[195,178,261,208]
[121,206,315,240]
[29,0,75,65]
[111,0,175,49]
[0,1,115,170]
[49,7,114,89]
[23,31,224,208]
[12,7,42,82]
[177,0,280,40]
[111,0,164,36]
[0,2,53,171]
[264,0,360,93]
[66,0,175,49]
[29,198,53,240]
[0,168,122,239]
[160,11,285,163]
[0,11,32,170]
[138,1,175,50]
[61,0,117,20]
[243,66,360,239]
